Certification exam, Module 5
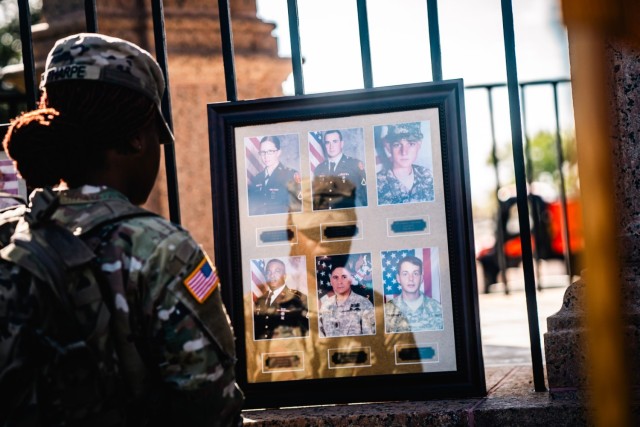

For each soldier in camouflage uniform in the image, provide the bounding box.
[253,258,309,340]
[312,129,368,210]
[318,266,375,337]
[384,255,443,333]
[0,34,243,426]
[376,122,435,205]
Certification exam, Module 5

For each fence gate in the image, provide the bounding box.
[1,0,578,395]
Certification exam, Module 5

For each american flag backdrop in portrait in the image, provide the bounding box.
[245,136,263,186]
[250,258,267,302]
[250,256,307,302]
[381,247,440,303]
[308,131,324,173]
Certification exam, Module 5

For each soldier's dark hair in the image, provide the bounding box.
[397,255,423,275]
[260,135,281,150]
[2,80,157,188]
[323,129,342,142]
[266,258,286,273]
[329,256,351,274]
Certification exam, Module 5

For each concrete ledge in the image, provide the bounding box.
[242,366,588,426]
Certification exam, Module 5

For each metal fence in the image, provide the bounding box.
[2,0,579,394]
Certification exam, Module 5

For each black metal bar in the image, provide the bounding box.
[84,0,99,32]
[218,0,238,102]
[519,87,533,185]
[356,0,373,89]
[426,0,443,81]
[552,82,573,281]
[17,0,37,109]
[466,78,571,90]
[151,0,181,225]
[520,86,543,291]
[287,0,305,95]
[500,0,546,392]
[487,88,509,294]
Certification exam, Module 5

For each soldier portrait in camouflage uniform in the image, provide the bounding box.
[310,128,368,210]
[0,33,243,426]
[317,254,376,338]
[253,257,310,340]
[247,134,303,216]
[384,254,443,333]
[375,121,435,205]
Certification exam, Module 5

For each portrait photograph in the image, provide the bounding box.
[374,121,434,206]
[245,133,303,216]
[251,256,310,340]
[315,252,376,338]
[381,247,443,333]
[308,127,368,210]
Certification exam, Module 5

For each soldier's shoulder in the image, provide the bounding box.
[345,156,364,169]
[343,155,359,164]
[423,296,442,310]
[354,292,374,307]
[277,163,299,179]
[285,287,306,298]
[110,214,200,261]
[119,213,186,239]
[276,163,289,172]
[385,298,399,307]
[377,168,390,180]
[319,294,333,306]
[414,164,432,176]
[384,298,399,312]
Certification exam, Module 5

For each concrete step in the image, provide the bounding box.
[241,366,588,426]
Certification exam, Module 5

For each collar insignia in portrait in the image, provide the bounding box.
[183,256,219,303]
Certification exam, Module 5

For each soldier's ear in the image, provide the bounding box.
[116,136,142,155]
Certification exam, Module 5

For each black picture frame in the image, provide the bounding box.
[207,80,485,409]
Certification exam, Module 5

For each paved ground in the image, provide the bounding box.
[477,260,572,366]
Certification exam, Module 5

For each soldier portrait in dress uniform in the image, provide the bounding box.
[253,257,310,340]
[383,252,443,333]
[309,128,368,210]
[246,134,303,216]
[375,121,435,206]
[316,254,376,338]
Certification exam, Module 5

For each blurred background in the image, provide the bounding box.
[0,0,580,364]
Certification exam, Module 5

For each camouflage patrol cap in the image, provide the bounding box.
[40,33,174,144]
[383,122,423,142]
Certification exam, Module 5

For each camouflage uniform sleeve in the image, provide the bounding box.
[424,298,444,330]
[134,225,244,426]
[360,298,376,335]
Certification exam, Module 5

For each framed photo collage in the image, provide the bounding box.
[207,80,485,408]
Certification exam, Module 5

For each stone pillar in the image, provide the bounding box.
[608,37,640,391]
[30,0,291,256]
[544,14,640,425]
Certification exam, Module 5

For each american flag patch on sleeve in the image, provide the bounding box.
[183,256,219,303]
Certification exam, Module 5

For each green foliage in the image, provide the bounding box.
[0,1,42,123]
[0,1,42,67]
[489,130,580,196]
[527,130,577,176]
